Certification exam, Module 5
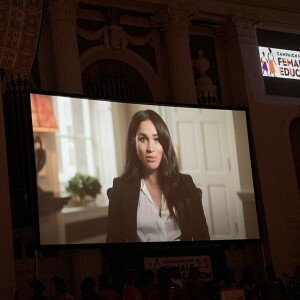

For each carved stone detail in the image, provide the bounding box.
[77,24,154,50]
[193,49,218,104]
[47,0,78,23]
[231,12,261,45]
[151,7,194,38]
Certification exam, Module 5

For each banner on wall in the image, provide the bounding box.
[259,46,300,80]
[144,255,213,281]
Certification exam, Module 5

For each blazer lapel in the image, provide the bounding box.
[122,178,140,242]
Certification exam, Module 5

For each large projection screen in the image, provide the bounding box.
[30,92,260,246]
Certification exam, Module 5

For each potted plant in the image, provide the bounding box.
[66,172,102,206]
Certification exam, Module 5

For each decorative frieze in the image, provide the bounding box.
[231,12,261,45]
[0,0,43,71]
[77,20,154,50]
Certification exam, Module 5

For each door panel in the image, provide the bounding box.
[177,122,200,171]
[166,108,242,240]
[202,122,224,172]
[208,185,231,238]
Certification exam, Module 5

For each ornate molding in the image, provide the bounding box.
[192,49,218,104]
[215,13,261,50]
[77,23,154,50]
[151,7,194,37]
[231,12,261,45]
[47,0,78,23]
[0,0,43,71]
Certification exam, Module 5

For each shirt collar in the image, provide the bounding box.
[140,179,166,208]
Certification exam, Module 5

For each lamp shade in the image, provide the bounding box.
[30,94,58,132]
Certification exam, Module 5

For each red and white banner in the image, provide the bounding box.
[144,255,213,281]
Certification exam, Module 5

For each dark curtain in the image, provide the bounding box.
[2,76,37,229]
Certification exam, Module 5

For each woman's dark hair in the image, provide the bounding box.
[122,110,180,217]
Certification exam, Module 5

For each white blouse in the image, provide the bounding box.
[136,180,181,242]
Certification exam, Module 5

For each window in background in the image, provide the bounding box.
[53,96,117,205]
[53,96,96,193]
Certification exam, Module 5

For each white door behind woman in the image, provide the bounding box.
[163,107,250,240]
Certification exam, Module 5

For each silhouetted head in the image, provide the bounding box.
[30,280,45,294]
[98,273,114,288]
[266,265,276,280]
[52,276,67,294]
[243,265,254,282]
[80,276,96,293]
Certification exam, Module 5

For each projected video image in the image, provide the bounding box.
[30,92,260,246]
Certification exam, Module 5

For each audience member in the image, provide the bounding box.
[156,266,189,300]
[121,269,142,300]
[169,267,188,300]
[260,264,287,300]
[287,265,300,300]
[139,269,159,300]
[185,266,209,300]
[157,266,173,300]
[30,280,49,300]
[51,276,74,300]
[79,276,100,300]
[25,262,300,300]
[98,273,119,300]
[220,267,238,289]
[239,265,259,300]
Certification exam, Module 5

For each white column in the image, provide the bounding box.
[217,15,254,107]
[47,0,83,94]
[231,13,262,106]
[154,8,197,104]
[233,12,300,275]
[47,2,101,294]
[0,85,16,299]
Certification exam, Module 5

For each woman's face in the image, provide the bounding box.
[135,120,163,174]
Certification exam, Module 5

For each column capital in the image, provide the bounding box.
[230,12,261,45]
[46,0,82,93]
[151,7,193,36]
[152,6,197,103]
[47,0,78,23]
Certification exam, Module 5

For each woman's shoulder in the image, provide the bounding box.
[179,173,192,179]
[112,174,139,185]
[178,173,199,195]
[108,175,140,196]
[178,173,194,184]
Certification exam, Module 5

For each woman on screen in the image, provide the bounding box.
[106,109,209,242]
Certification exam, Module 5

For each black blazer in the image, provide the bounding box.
[106,174,210,242]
